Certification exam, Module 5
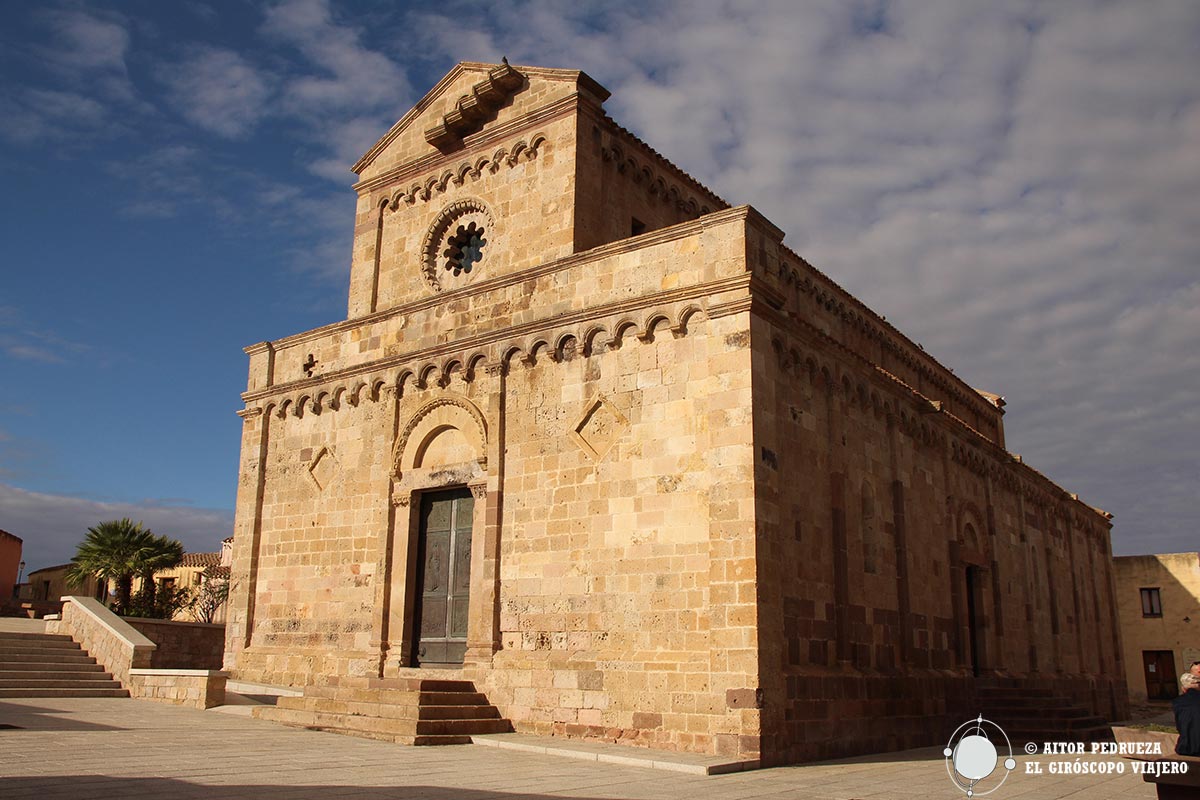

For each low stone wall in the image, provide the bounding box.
[49,596,153,686]
[51,597,227,709]
[128,669,227,710]
[124,618,224,670]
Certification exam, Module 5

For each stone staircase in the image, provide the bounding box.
[0,630,127,698]
[976,680,1113,744]
[253,676,512,745]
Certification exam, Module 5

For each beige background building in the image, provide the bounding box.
[224,61,1128,764]
[21,563,106,603]
[1113,552,1200,702]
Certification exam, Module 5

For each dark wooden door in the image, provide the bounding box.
[1143,650,1178,700]
[965,566,982,677]
[413,488,474,667]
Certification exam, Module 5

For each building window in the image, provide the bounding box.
[1141,587,1163,617]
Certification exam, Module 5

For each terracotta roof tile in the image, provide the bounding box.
[180,552,221,568]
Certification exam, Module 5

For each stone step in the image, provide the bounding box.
[322,675,476,693]
[0,661,106,673]
[366,677,477,693]
[979,699,1075,711]
[976,687,1061,700]
[0,677,122,689]
[0,644,87,657]
[276,695,502,721]
[257,705,510,738]
[0,687,128,698]
[0,670,111,681]
[303,686,490,706]
[984,707,1092,722]
[0,632,75,643]
[0,652,98,664]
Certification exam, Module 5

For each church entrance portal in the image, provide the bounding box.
[412,488,474,667]
[965,566,982,676]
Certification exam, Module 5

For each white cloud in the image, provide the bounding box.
[0,483,233,574]
[36,7,142,106]
[160,47,273,138]
[261,0,410,182]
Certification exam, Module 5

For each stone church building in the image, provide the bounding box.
[224,62,1128,765]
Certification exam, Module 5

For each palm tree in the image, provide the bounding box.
[65,519,184,615]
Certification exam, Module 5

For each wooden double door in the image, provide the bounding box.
[412,488,474,667]
[1143,650,1178,700]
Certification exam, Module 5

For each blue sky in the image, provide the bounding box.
[1,0,1197,572]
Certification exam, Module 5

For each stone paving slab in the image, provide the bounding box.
[0,697,1159,800]
[472,732,758,774]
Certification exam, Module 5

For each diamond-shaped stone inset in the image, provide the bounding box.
[571,397,628,462]
[308,447,339,491]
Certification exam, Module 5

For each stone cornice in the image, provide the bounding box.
[768,315,1109,528]
[353,94,582,195]
[768,244,1004,423]
[256,205,759,354]
[585,103,730,213]
[354,61,607,176]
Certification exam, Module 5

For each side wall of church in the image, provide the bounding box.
[746,224,1128,765]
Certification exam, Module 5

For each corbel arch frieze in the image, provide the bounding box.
[251,301,710,422]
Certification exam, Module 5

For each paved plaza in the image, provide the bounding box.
[0,697,1157,799]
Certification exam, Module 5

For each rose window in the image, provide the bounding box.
[444,222,487,276]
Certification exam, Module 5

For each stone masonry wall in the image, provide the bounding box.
[51,597,153,687]
[747,225,1128,764]
[474,308,760,758]
[124,618,225,670]
[127,670,227,710]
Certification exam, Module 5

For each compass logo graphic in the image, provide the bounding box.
[944,715,1018,797]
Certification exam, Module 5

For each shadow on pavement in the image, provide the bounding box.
[0,701,129,732]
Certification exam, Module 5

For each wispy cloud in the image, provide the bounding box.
[159,47,274,139]
[261,0,410,182]
[0,306,89,364]
[0,482,233,573]
[35,7,142,106]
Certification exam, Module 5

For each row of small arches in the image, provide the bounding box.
[601,145,716,218]
[385,135,548,209]
[771,336,948,448]
[263,305,705,421]
[775,261,996,422]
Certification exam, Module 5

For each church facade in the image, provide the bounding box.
[224,62,1128,764]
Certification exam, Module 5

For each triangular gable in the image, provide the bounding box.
[352,61,610,177]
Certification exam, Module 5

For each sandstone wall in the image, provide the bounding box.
[474,307,759,758]
[125,618,225,670]
[127,669,227,710]
[746,223,1128,763]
